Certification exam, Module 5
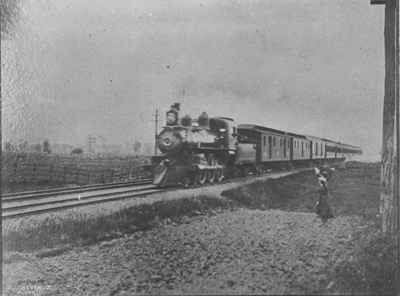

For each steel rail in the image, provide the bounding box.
[2,179,152,201]
[2,187,164,219]
[2,184,157,212]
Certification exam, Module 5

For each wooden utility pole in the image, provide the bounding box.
[154,108,159,155]
[371,0,400,293]
[87,135,97,155]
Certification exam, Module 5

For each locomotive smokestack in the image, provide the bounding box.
[166,102,181,126]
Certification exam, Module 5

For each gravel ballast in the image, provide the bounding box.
[4,209,365,295]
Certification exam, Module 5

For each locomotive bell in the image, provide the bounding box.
[198,112,209,128]
[157,128,183,153]
[181,115,192,127]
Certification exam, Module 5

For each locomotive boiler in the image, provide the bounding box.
[152,103,239,186]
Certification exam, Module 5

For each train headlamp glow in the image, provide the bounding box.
[163,138,171,145]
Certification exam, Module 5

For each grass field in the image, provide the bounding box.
[221,161,395,294]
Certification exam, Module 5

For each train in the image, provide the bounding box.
[151,103,362,187]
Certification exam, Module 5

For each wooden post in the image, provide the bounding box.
[372,0,400,293]
[371,1,400,294]
[378,0,397,234]
[395,2,400,294]
[154,108,159,156]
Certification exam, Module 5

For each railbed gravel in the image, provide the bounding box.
[4,208,365,295]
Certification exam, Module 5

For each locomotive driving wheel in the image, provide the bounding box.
[207,170,216,183]
[195,170,207,185]
[215,168,224,183]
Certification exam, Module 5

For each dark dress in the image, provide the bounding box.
[315,185,334,221]
[315,169,334,222]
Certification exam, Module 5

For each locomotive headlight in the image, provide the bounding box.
[158,128,183,153]
[163,138,171,146]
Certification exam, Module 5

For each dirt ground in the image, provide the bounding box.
[3,162,381,295]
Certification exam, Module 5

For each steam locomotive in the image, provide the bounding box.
[152,103,362,187]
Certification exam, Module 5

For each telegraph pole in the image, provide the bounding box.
[396,2,400,292]
[87,135,96,155]
[371,0,400,293]
[154,108,159,155]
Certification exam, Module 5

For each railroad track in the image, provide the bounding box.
[1,179,163,219]
[2,178,153,200]
[2,168,314,220]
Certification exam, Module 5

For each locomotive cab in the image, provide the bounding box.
[210,117,238,151]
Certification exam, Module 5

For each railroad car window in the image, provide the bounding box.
[283,139,287,157]
[273,137,276,146]
[268,136,272,159]
[315,143,318,155]
[263,136,266,146]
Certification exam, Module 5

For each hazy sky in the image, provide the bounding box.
[2,0,384,159]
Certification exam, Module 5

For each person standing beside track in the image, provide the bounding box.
[314,166,335,222]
